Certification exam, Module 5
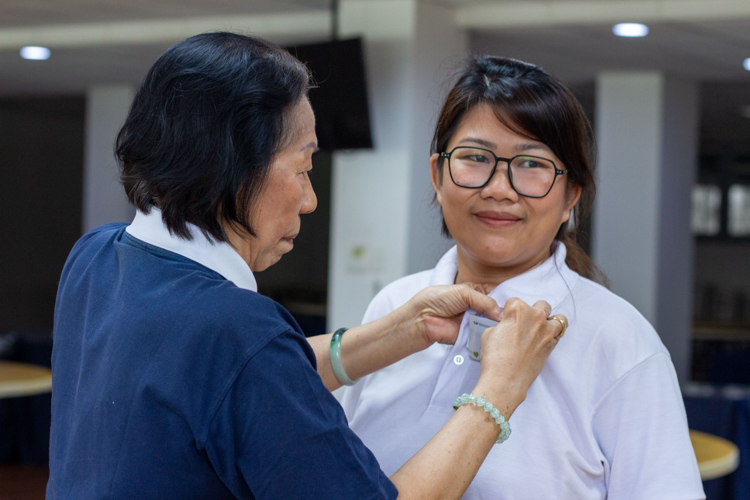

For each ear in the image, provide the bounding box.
[430,153,444,206]
[560,183,582,224]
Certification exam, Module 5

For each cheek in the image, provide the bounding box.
[440,187,470,218]
[440,191,478,241]
[529,197,569,233]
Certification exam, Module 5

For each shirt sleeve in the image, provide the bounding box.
[591,353,705,500]
[204,330,399,500]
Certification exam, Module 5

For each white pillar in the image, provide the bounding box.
[82,85,135,234]
[328,0,468,329]
[593,72,699,383]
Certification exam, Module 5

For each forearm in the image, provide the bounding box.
[308,304,426,391]
[391,381,522,499]
[308,284,504,390]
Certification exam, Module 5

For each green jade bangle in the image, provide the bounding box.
[453,393,511,444]
[330,328,358,386]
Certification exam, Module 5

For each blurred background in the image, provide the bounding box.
[0,0,749,498]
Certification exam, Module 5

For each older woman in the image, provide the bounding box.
[340,56,705,499]
[47,35,566,499]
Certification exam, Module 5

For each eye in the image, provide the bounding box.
[455,150,492,164]
[467,155,490,163]
[298,160,313,172]
[516,157,547,169]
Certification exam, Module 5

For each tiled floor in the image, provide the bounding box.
[0,465,48,500]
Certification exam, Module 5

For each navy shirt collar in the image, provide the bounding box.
[125,207,258,292]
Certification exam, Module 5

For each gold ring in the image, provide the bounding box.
[550,315,567,339]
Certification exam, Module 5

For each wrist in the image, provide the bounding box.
[389,300,433,352]
[453,393,511,444]
[471,378,526,421]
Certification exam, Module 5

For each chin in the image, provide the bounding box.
[252,255,279,272]
[464,240,526,266]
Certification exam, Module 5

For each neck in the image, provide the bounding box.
[454,245,552,287]
[223,222,256,269]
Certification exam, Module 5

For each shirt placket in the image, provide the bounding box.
[426,311,483,411]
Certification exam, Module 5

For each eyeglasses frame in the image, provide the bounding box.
[439,146,568,198]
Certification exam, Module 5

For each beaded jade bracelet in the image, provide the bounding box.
[453,393,511,444]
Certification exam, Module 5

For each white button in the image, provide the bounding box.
[453,354,464,365]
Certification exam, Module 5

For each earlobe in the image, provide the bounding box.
[430,154,444,206]
[561,184,582,224]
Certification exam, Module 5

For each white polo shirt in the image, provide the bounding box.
[341,245,705,500]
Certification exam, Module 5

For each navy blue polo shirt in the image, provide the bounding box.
[47,224,398,499]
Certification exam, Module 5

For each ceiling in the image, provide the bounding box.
[0,0,748,94]
[473,20,750,83]
[0,1,329,28]
[0,0,748,156]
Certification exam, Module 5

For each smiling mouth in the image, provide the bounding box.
[474,212,522,227]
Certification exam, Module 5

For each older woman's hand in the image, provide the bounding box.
[474,297,565,419]
[310,283,503,391]
[388,296,565,500]
[400,283,504,348]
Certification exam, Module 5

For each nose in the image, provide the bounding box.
[301,176,317,214]
[481,162,518,201]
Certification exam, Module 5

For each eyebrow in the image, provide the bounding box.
[458,137,497,149]
[457,136,553,155]
[516,142,553,154]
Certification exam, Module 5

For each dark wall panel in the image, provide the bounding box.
[0,98,85,332]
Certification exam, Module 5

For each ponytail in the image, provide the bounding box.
[554,212,609,288]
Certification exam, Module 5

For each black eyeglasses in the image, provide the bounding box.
[439,146,567,198]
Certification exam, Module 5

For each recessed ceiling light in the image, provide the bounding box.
[744,58,750,71]
[20,46,51,60]
[613,23,649,37]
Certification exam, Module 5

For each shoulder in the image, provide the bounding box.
[63,223,128,265]
[568,275,670,377]
[364,269,433,322]
[75,222,130,250]
[180,283,306,358]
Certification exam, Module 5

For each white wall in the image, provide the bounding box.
[328,0,467,330]
[655,78,699,382]
[82,85,135,233]
[594,73,664,321]
[593,72,698,383]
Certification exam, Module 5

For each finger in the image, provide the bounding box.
[503,297,526,314]
[548,314,568,338]
[460,281,496,296]
[460,286,503,322]
[532,300,552,318]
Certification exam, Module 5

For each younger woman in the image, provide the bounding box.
[340,56,704,500]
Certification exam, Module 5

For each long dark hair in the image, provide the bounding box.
[432,55,608,286]
[116,32,311,242]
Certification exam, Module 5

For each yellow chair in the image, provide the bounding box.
[0,360,52,399]
[690,430,740,481]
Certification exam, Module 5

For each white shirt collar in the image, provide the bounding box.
[430,243,578,312]
[125,207,258,292]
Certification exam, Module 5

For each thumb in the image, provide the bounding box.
[460,285,503,322]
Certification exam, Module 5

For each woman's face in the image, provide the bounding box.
[236,98,318,272]
[430,104,580,277]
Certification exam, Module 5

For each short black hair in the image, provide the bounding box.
[116,32,311,241]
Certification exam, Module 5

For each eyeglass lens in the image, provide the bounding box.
[448,147,558,197]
